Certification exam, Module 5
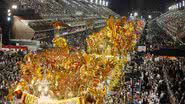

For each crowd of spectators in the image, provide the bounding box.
[164,58,185,104]
[141,58,185,104]
[137,15,185,103]
[145,20,180,50]
[20,0,118,18]
[157,10,185,40]
[0,50,25,102]
[140,59,170,104]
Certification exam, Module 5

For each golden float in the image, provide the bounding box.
[8,16,145,104]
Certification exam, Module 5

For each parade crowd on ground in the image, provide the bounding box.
[0,50,26,102]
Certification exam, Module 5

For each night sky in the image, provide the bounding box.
[110,0,177,16]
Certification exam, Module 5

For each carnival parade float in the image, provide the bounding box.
[7,16,145,104]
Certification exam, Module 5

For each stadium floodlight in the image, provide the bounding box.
[7,17,11,21]
[148,15,152,19]
[134,12,138,17]
[179,3,182,8]
[99,0,102,5]
[90,0,93,3]
[8,9,11,13]
[168,7,171,10]
[103,0,106,6]
[12,4,17,9]
[8,13,11,16]
[130,13,133,16]
[130,13,133,18]
[106,1,109,6]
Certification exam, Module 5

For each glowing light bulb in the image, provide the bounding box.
[45,86,48,92]
[38,86,42,91]
[106,1,109,6]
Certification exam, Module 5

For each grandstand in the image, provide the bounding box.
[157,9,185,43]
[10,0,119,50]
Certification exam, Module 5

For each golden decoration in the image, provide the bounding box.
[8,16,145,103]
